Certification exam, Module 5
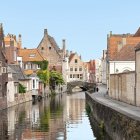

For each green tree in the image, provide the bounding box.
[19,83,26,93]
[49,70,64,86]
[37,70,49,87]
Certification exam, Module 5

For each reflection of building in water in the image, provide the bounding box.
[66,93,85,123]
[0,110,8,139]
[21,94,67,140]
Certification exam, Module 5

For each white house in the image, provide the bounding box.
[109,45,135,74]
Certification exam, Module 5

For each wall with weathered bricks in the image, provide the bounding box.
[110,72,135,105]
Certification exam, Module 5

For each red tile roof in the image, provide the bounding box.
[69,53,76,62]
[114,45,135,61]
[18,49,46,62]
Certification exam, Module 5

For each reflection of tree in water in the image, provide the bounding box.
[50,96,64,117]
[40,106,50,132]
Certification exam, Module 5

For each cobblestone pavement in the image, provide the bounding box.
[87,83,140,121]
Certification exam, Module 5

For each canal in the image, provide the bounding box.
[0,91,108,140]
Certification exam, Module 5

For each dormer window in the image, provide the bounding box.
[29,54,35,58]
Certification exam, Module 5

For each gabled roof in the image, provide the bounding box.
[113,45,135,61]
[133,27,140,37]
[8,64,29,81]
[69,53,76,62]
[48,35,60,51]
[18,49,46,62]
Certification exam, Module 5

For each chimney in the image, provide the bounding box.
[110,31,112,36]
[18,34,22,49]
[44,29,48,36]
[62,39,66,58]
[70,51,73,55]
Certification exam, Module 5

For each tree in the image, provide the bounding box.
[37,70,49,87]
[19,83,26,93]
[49,70,64,86]
[37,60,50,88]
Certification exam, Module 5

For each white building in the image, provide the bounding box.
[101,50,107,84]
[68,52,87,82]
[95,59,102,83]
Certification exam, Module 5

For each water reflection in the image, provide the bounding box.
[0,92,95,140]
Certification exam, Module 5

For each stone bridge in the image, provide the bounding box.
[67,81,96,93]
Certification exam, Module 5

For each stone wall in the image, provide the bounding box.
[7,91,32,108]
[86,93,140,140]
[110,71,135,105]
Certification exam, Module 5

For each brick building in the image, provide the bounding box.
[4,33,22,64]
[0,24,8,109]
[37,29,65,73]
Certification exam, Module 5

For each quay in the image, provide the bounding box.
[86,84,140,140]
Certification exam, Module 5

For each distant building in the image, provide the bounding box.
[0,24,8,109]
[101,50,107,84]
[86,60,96,83]
[68,52,87,82]
[95,59,102,83]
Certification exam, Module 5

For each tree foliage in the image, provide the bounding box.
[19,83,26,93]
[37,70,49,87]
[49,70,64,85]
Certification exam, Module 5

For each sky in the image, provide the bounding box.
[0,0,140,61]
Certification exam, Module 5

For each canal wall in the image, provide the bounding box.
[86,92,140,140]
[7,91,32,108]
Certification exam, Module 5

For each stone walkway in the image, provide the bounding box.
[87,84,140,121]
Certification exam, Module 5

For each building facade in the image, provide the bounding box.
[0,24,8,109]
[68,53,87,82]
[37,29,65,73]
[106,28,140,88]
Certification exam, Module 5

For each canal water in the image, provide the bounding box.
[0,92,102,140]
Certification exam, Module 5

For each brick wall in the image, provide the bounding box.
[110,72,135,105]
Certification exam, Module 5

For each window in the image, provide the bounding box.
[79,67,82,71]
[77,74,79,78]
[33,79,35,89]
[29,54,35,58]
[70,67,73,71]
[75,68,77,71]
[2,67,7,73]
[41,47,44,50]
[70,74,72,78]
[80,74,83,79]
[49,46,51,50]
[75,59,78,63]
[37,64,41,69]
